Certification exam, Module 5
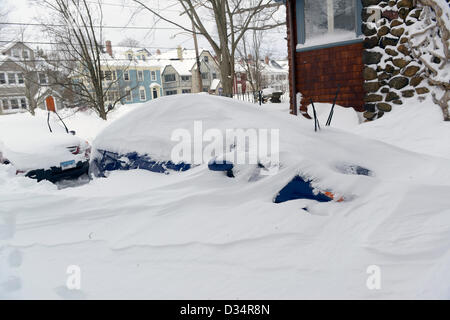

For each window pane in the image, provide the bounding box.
[20,98,27,108]
[304,0,356,43]
[39,73,47,84]
[17,73,24,84]
[140,89,145,100]
[0,73,5,84]
[2,99,9,109]
[10,99,19,109]
[8,73,16,84]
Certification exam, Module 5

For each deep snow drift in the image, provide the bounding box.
[1,95,449,299]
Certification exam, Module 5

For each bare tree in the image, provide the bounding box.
[118,37,140,47]
[237,22,266,94]
[406,0,450,121]
[133,0,285,97]
[41,0,127,120]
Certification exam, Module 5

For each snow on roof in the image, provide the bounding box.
[0,41,18,54]
[164,59,196,76]
[210,78,220,91]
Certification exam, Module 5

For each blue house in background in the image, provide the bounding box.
[101,42,163,105]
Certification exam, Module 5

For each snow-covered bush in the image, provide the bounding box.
[406,0,450,120]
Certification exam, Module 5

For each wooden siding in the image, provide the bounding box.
[285,0,364,116]
[295,43,365,115]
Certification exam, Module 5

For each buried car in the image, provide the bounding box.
[0,111,91,182]
[89,94,397,205]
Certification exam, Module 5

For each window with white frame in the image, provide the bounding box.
[8,73,16,84]
[38,73,48,84]
[139,87,146,101]
[105,71,112,81]
[164,74,176,82]
[20,98,27,109]
[165,90,177,96]
[181,75,190,82]
[23,50,29,59]
[128,53,132,61]
[125,88,132,101]
[10,98,19,109]
[112,71,117,80]
[123,70,130,81]
[0,73,5,84]
[203,56,209,63]
[297,0,361,47]
[151,71,156,81]
[137,70,143,81]
[11,49,19,58]
[17,73,24,84]
[1,99,8,110]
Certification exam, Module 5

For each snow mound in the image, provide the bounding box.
[2,95,450,299]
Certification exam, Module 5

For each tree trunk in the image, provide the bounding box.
[220,53,234,97]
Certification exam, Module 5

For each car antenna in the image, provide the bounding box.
[53,110,69,134]
[47,111,53,133]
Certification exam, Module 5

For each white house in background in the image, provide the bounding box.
[0,41,65,115]
[156,47,222,96]
[261,58,289,93]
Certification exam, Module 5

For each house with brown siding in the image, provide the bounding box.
[277,0,428,120]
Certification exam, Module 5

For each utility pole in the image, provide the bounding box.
[180,7,203,93]
[192,20,203,93]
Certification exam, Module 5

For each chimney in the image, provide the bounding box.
[265,55,270,65]
[177,45,183,61]
[106,40,113,57]
[156,49,161,55]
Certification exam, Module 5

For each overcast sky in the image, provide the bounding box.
[1,0,288,59]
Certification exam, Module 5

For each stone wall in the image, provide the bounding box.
[362,0,429,121]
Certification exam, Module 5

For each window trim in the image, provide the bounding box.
[8,73,16,85]
[151,71,156,81]
[123,70,130,81]
[38,73,48,85]
[164,74,176,83]
[125,87,132,102]
[296,0,363,52]
[0,72,6,85]
[137,70,144,82]
[139,87,146,101]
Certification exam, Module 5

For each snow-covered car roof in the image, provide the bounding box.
[0,111,85,171]
[93,94,449,199]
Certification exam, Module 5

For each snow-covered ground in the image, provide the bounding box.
[1,96,449,299]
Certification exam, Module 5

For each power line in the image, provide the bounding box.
[0,22,181,30]
[0,40,189,50]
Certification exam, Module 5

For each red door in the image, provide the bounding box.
[45,96,56,112]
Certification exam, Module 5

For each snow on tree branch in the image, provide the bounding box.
[406,0,450,120]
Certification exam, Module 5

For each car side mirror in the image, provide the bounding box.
[70,130,76,135]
